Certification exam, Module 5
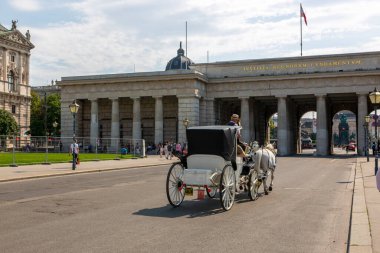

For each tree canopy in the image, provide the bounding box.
[0,109,18,136]
[30,91,61,136]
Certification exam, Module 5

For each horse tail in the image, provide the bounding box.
[254,149,262,173]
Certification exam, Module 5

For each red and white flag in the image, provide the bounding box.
[300,4,307,26]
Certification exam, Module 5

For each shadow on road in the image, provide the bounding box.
[133,192,265,218]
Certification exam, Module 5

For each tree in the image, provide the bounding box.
[269,118,277,140]
[0,109,18,136]
[30,91,61,136]
[46,93,61,136]
[30,91,44,136]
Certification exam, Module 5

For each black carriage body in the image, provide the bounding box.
[186,126,237,161]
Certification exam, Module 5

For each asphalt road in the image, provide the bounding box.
[0,156,355,253]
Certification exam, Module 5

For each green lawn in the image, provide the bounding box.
[0,152,138,166]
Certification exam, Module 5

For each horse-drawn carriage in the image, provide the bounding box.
[166,126,276,211]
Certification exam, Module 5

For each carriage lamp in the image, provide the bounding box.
[183,118,190,129]
[369,88,380,175]
[69,100,80,170]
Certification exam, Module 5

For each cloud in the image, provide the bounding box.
[24,0,380,85]
[9,0,41,11]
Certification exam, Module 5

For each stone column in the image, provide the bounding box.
[2,49,7,87]
[316,94,328,156]
[277,96,289,156]
[25,54,30,85]
[110,98,120,151]
[132,97,141,140]
[205,98,215,125]
[154,96,163,145]
[177,95,200,144]
[357,93,368,156]
[240,97,250,142]
[18,53,22,88]
[60,100,74,152]
[90,99,99,147]
[199,98,207,125]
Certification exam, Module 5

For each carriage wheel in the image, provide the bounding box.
[219,165,236,211]
[166,162,185,207]
[248,169,259,201]
[206,186,218,198]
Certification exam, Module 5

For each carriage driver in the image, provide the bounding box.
[227,114,248,157]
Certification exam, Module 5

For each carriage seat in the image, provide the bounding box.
[187,154,227,171]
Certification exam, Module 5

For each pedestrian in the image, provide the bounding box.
[69,138,79,170]
[164,142,169,159]
[377,168,380,191]
[167,142,173,159]
[175,142,182,155]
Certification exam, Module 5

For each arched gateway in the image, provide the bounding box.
[58,49,380,156]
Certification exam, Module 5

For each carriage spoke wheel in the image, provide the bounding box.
[166,163,185,207]
[248,169,259,201]
[219,165,236,211]
[206,186,218,198]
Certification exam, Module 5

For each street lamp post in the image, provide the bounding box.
[369,88,380,175]
[182,117,190,154]
[69,100,80,170]
[365,115,371,162]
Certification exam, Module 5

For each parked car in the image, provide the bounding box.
[347,142,356,151]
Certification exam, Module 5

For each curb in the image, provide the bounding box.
[0,162,173,183]
[349,158,373,253]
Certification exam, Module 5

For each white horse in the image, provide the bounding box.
[251,142,277,195]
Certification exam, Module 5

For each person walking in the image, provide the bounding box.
[164,142,169,159]
[175,142,182,155]
[69,139,79,170]
[167,142,173,160]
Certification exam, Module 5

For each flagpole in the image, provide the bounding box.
[300,3,303,57]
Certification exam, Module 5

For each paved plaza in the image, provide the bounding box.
[0,155,379,252]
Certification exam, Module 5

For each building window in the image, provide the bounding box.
[8,71,15,91]
[12,105,16,114]
[10,52,16,63]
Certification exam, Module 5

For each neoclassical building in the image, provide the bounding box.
[58,43,380,156]
[0,21,34,135]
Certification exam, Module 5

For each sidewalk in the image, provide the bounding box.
[351,157,380,253]
[0,155,175,182]
[0,155,378,252]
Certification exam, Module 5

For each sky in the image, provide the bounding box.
[1,0,380,86]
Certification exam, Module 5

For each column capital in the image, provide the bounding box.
[153,95,163,99]
[130,96,140,100]
[275,95,287,98]
[89,98,98,102]
[315,93,327,98]
[109,97,119,101]
[239,96,250,100]
[356,92,369,96]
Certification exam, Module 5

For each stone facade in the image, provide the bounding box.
[58,51,380,156]
[0,21,34,135]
